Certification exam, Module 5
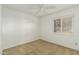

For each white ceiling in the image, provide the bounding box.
[3,4,79,16]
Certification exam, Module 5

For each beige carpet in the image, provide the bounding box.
[3,39,79,55]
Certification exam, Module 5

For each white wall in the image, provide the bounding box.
[0,4,2,54]
[40,6,79,51]
[2,5,79,51]
[2,6,39,49]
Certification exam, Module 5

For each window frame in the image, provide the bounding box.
[53,15,74,35]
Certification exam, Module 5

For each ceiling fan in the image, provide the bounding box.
[32,4,56,15]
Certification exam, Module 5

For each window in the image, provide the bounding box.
[54,19,61,32]
[54,16,73,33]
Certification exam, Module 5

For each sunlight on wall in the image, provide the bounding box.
[2,7,38,49]
[21,23,34,32]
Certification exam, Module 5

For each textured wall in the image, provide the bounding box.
[40,6,79,51]
[2,6,39,49]
[0,4,2,54]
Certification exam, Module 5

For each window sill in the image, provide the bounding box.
[54,32,74,36]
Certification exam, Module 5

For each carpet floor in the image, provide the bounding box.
[3,39,79,55]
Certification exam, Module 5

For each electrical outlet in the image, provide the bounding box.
[75,43,78,46]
